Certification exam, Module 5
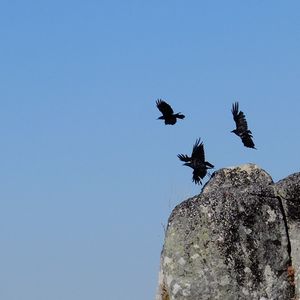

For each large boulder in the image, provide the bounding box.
[156,164,295,300]
[275,173,300,298]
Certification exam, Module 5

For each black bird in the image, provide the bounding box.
[156,99,185,125]
[231,102,256,149]
[178,138,214,185]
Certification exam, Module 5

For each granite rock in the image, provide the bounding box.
[275,173,300,298]
[156,164,295,300]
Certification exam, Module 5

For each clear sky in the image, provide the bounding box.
[0,1,300,299]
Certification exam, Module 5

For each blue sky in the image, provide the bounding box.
[0,1,300,299]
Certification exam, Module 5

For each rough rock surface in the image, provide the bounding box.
[156,164,295,300]
[275,173,300,297]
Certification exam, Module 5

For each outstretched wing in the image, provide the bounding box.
[156,99,174,116]
[191,138,205,162]
[177,154,191,162]
[232,102,249,132]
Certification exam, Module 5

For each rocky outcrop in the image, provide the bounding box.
[156,164,297,300]
[275,173,300,298]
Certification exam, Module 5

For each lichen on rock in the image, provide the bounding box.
[156,164,295,300]
[275,173,300,298]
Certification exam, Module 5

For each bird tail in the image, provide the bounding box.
[192,174,202,185]
[174,113,185,119]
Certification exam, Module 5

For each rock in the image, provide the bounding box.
[275,173,300,297]
[156,164,294,300]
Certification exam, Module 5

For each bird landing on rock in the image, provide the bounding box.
[156,99,185,125]
[178,138,214,185]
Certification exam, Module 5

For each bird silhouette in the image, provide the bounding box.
[178,138,214,185]
[156,99,185,125]
[231,102,256,149]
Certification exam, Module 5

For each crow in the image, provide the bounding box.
[178,138,214,185]
[156,99,185,125]
[231,102,256,149]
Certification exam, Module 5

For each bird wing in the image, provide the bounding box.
[191,138,205,162]
[241,133,256,149]
[232,102,249,132]
[156,99,174,116]
[177,154,191,162]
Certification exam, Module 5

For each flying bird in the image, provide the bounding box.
[231,102,256,149]
[156,99,185,125]
[178,138,214,185]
